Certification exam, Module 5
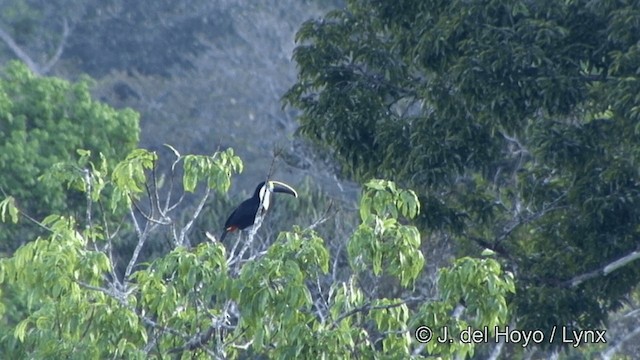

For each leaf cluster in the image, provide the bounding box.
[0,149,515,358]
[284,0,640,339]
[0,62,139,252]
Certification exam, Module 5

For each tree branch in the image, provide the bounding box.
[76,280,185,339]
[177,186,210,247]
[227,151,282,272]
[600,324,640,360]
[330,296,426,329]
[167,300,233,357]
[0,18,69,75]
[307,200,335,231]
[124,206,159,280]
[565,249,640,288]
[0,24,42,74]
[41,18,69,74]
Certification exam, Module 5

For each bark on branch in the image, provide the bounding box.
[0,18,69,75]
[565,249,640,288]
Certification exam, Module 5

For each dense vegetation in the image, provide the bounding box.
[1,0,640,358]
[284,0,640,356]
[0,62,139,253]
[0,145,514,358]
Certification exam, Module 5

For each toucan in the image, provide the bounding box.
[220,180,298,241]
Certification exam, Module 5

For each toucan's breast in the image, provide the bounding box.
[223,197,261,231]
[222,180,297,237]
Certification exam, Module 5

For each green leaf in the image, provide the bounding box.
[481,248,496,256]
[0,196,19,223]
[14,318,30,342]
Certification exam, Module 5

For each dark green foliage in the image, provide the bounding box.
[284,0,640,340]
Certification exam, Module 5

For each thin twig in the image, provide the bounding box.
[162,144,182,215]
[96,198,122,288]
[130,197,171,225]
[310,201,337,231]
[83,169,93,236]
[330,296,426,329]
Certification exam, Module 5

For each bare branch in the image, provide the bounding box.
[565,249,640,288]
[83,169,93,234]
[227,211,265,273]
[600,324,640,360]
[307,200,335,231]
[96,199,122,289]
[129,183,171,225]
[468,192,567,258]
[142,336,158,355]
[0,24,42,75]
[130,196,171,225]
[177,186,211,247]
[487,332,506,360]
[161,144,186,215]
[0,18,69,75]
[41,18,70,74]
[124,206,160,280]
[495,193,567,246]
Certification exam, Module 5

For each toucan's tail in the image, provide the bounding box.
[220,230,228,242]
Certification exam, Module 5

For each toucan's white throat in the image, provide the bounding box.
[258,184,272,212]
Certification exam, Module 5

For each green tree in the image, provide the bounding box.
[284,0,640,352]
[0,61,139,252]
[0,148,514,358]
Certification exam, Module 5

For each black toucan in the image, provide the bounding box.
[220,180,298,241]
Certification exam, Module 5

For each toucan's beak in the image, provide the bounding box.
[268,180,298,198]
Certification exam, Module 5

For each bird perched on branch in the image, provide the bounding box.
[220,180,298,241]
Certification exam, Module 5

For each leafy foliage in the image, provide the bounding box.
[0,149,513,358]
[0,196,18,224]
[0,61,139,252]
[350,179,423,287]
[284,0,640,347]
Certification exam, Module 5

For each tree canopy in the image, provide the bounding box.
[284,0,640,340]
[0,62,139,253]
[0,147,514,358]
